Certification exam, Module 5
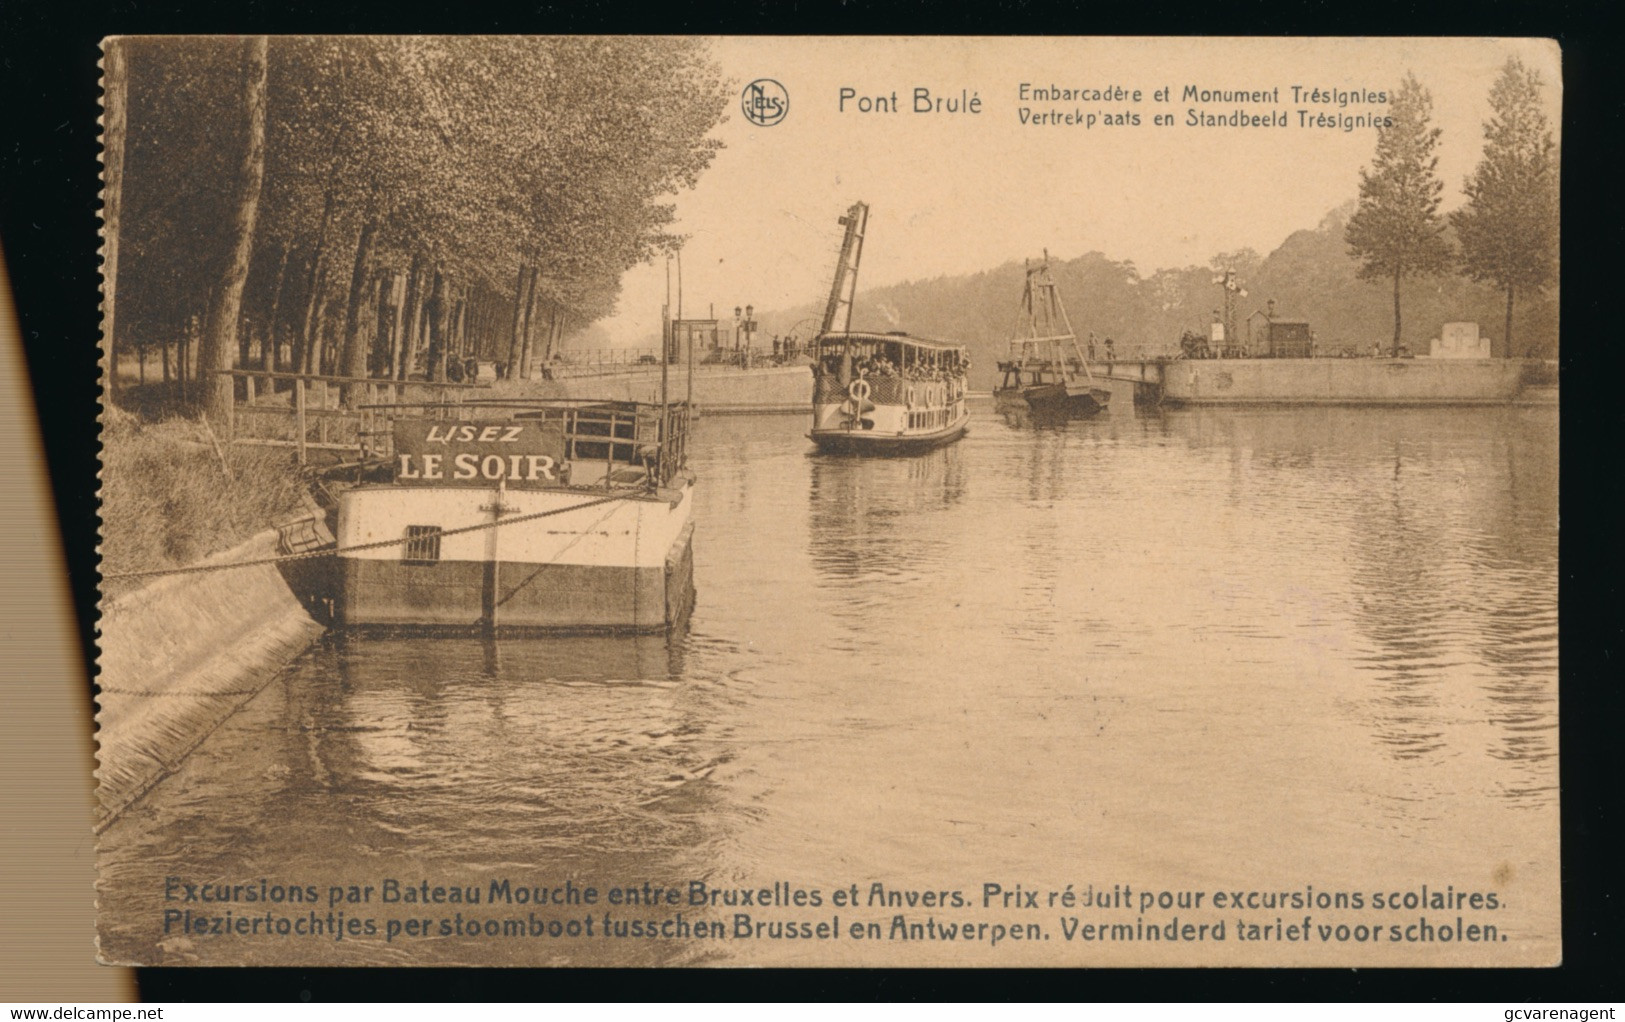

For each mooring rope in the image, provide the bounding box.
[102,492,634,582]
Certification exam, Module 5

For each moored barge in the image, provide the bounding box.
[335,399,695,633]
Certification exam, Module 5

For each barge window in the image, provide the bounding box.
[403,525,441,565]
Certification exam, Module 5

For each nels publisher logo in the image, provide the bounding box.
[742,78,788,127]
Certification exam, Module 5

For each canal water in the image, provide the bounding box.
[98,398,1560,967]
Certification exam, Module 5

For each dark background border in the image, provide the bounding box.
[1,0,1619,1002]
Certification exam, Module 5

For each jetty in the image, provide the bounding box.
[1085,356,1535,406]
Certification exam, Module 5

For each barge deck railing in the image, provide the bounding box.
[215,369,490,464]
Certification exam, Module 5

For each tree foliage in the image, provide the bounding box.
[757,196,1558,390]
[1449,57,1558,355]
[108,37,729,407]
[1344,72,1452,351]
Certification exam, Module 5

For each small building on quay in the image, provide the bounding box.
[1246,300,1313,358]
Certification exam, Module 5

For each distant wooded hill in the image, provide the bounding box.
[755,201,1558,390]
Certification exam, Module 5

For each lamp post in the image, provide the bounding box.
[735,304,759,367]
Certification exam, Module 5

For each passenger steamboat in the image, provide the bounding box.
[809,332,971,454]
[806,201,971,455]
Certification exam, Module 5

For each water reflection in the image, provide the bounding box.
[994,398,1073,430]
[805,445,966,586]
[318,636,725,832]
[98,630,744,966]
[1164,406,1558,798]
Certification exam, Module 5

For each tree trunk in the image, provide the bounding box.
[544,302,557,368]
[447,290,460,361]
[548,307,563,363]
[427,267,450,383]
[454,294,467,359]
[263,241,290,373]
[408,254,435,381]
[1504,284,1515,358]
[387,272,408,380]
[505,260,530,379]
[486,292,499,360]
[180,313,195,403]
[1391,269,1402,356]
[536,306,553,364]
[315,287,336,375]
[238,299,253,372]
[490,292,502,361]
[445,290,459,366]
[102,39,129,399]
[301,258,330,375]
[289,249,309,376]
[201,35,268,432]
[371,274,394,378]
[298,193,336,376]
[398,253,424,381]
[340,218,379,387]
[519,280,542,379]
[484,292,498,360]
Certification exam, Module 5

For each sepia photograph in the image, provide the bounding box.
[92,35,1561,969]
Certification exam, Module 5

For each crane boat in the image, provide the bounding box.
[995,254,1111,420]
[808,202,971,455]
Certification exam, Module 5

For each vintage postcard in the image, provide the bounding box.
[95,36,1561,967]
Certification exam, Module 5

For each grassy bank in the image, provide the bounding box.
[101,408,310,598]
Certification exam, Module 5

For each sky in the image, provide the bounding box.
[596,37,1561,346]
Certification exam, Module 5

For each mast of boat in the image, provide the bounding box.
[1018,252,1096,387]
[662,255,672,413]
[678,249,690,409]
[1041,251,1096,385]
[1004,258,1032,384]
[1029,257,1044,380]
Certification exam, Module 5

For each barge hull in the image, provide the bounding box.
[334,481,694,634]
[337,522,694,634]
[994,385,1110,419]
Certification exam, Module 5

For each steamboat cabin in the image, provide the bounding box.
[809,332,971,454]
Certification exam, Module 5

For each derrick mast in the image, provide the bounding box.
[820,202,869,335]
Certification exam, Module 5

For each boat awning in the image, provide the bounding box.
[817,331,968,353]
